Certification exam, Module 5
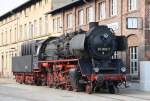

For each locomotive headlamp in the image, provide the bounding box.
[93,67,100,73]
[121,67,126,73]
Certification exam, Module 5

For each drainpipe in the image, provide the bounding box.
[120,0,123,36]
[120,0,124,65]
[62,10,65,35]
[74,7,76,32]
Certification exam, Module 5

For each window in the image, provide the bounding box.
[78,10,84,26]
[67,13,73,28]
[127,17,138,29]
[99,1,106,20]
[3,31,5,44]
[39,18,42,35]
[128,0,137,11]
[29,6,31,11]
[129,46,138,75]
[6,52,7,69]
[2,32,3,45]
[87,6,94,23]
[45,0,48,4]
[110,0,117,16]
[9,29,12,43]
[7,29,11,44]
[39,1,42,6]
[19,25,22,40]
[53,19,57,32]
[24,24,27,39]
[31,24,33,38]
[28,22,31,39]
[5,19,7,23]
[34,3,36,9]
[53,17,62,32]
[45,15,48,34]
[5,30,7,44]
[34,20,37,35]
[14,28,17,42]
[29,22,33,39]
[57,17,61,32]
[31,24,34,38]
[24,9,27,17]
[4,30,6,44]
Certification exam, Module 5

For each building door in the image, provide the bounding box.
[129,46,138,76]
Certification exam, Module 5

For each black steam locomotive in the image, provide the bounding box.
[12,22,127,94]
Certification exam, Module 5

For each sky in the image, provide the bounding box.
[0,0,29,16]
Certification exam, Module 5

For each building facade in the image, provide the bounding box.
[0,0,53,77]
[0,0,150,79]
[49,0,150,79]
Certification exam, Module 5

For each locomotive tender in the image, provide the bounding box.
[12,22,127,94]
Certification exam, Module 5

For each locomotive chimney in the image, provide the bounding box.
[89,22,98,29]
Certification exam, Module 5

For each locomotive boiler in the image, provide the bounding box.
[12,22,127,94]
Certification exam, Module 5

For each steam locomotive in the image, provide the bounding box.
[12,22,127,94]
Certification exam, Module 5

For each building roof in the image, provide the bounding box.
[0,0,40,21]
[48,0,90,15]
[52,0,79,10]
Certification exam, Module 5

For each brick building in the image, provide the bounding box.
[49,0,150,79]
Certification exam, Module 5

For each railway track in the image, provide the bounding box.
[0,80,150,101]
[94,93,150,101]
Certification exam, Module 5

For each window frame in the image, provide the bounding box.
[57,17,61,32]
[53,17,62,32]
[129,46,138,75]
[14,27,17,42]
[5,30,7,44]
[19,25,23,41]
[78,9,84,26]
[29,22,32,39]
[39,1,42,6]
[9,29,12,43]
[126,17,138,29]
[45,0,48,4]
[45,15,48,34]
[99,1,106,20]
[128,0,137,11]
[109,0,118,17]
[24,24,27,39]
[34,20,37,35]
[67,13,73,29]
[53,18,57,32]
[39,17,42,35]
[86,6,94,23]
